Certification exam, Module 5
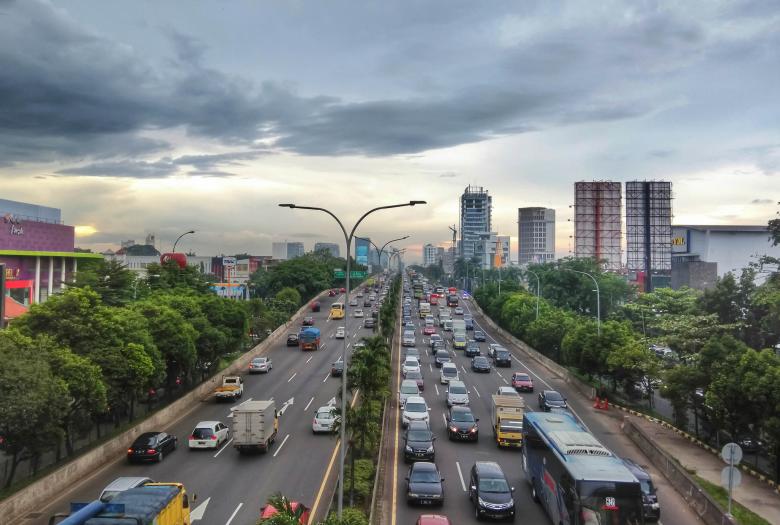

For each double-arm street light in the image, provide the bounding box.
[355,235,410,272]
[389,248,407,271]
[564,268,601,336]
[172,230,196,252]
[279,200,425,517]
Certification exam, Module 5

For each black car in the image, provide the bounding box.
[331,360,344,377]
[302,316,315,326]
[469,461,515,521]
[405,461,444,506]
[434,349,451,368]
[364,318,375,329]
[465,341,481,357]
[471,356,491,373]
[622,458,661,521]
[538,390,568,411]
[473,330,486,342]
[127,431,177,463]
[404,421,435,462]
[364,299,372,307]
[464,318,474,330]
[493,349,512,367]
[446,406,478,441]
[286,333,299,347]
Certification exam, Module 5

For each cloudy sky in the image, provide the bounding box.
[1,0,778,262]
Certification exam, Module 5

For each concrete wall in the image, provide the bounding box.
[621,417,737,525]
[1,291,326,524]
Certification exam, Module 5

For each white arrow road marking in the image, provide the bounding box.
[225,503,243,525]
[502,377,509,385]
[190,497,210,521]
[456,461,467,492]
[287,372,297,383]
[214,438,233,457]
[429,364,433,373]
[327,396,337,406]
[305,396,315,411]
[279,397,295,416]
[273,434,290,457]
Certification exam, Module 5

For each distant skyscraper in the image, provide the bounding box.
[474,231,497,270]
[574,181,622,271]
[497,235,510,266]
[626,181,672,290]
[423,243,437,266]
[436,247,445,266]
[460,185,492,263]
[518,207,556,265]
[286,242,305,259]
[314,242,340,257]
[272,242,287,260]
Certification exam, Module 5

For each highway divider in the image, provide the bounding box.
[2,290,328,525]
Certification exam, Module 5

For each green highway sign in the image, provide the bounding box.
[333,270,346,278]
[350,271,367,278]
[333,270,367,279]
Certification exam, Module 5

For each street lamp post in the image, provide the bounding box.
[565,269,601,336]
[172,230,195,253]
[525,270,541,320]
[355,235,410,272]
[279,201,425,518]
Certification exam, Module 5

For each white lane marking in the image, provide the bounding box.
[496,371,504,380]
[225,503,243,525]
[429,363,433,373]
[287,372,297,383]
[442,413,448,427]
[461,365,468,375]
[347,343,352,348]
[502,376,509,385]
[473,385,481,398]
[190,496,210,521]
[321,343,327,350]
[305,396,315,411]
[455,461,467,492]
[322,373,330,383]
[273,433,290,457]
[306,355,314,364]
[434,384,440,396]
[214,438,233,457]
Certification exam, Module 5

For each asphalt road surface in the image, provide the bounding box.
[23,288,377,525]
[385,284,700,525]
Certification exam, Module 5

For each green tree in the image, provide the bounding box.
[275,287,302,307]
[523,308,577,362]
[623,286,700,337]
[145,260,214,294]
[606,340,659,400]
[0,331,69,487]
[661,365,705,431]
[72,259,136,306]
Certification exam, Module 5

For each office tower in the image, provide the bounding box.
[460,185,492,262]
[272,242,287,260]
[423,243,437,266]
[314,242,340,258]
[286,242,305,259]
[518,207,556,265]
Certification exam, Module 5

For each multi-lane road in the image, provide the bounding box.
[384,282,701,525]
[27,289,375,525]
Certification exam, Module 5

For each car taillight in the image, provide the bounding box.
[211,435,217,440]
[189,435,195,440]
[147,449,157,454]
[127,448,133,454]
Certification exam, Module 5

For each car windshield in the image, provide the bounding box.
[404,331,415,338]
[405,359,418,366]
[443,367,457,377]
[253,358,266,364]
[449,385,467,394]
[496,350,509,357]
[407,430,432,441]
[500,422,522,433]
[401,384,418,394]
[515,374,530,381]
[135,436,157,446]
[546,391,563,401]
[479,478,509,493]
[411,469,440,483]
[474,357,487,365]
[316,409,334,419]
[192,428,214,439]
[406,370,422,380]
[436,351,449,359]
[406,402,426,413]
[451,410,474,422]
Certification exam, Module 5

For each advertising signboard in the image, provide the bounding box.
[222,256,237,268]
[355,238,369,266]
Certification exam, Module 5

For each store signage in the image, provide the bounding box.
[161,252,187,268]
[222,257,237,268]
[5,267,20,280]
[671,230,689,253]
[3,213,23,236]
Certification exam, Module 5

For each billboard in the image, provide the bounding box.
[355,238,370,266]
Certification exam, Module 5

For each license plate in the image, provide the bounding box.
[198,441,205,445]
[420,500,430,505]
[415,452,425,457]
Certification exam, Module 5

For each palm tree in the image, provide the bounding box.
[258,493,306,525]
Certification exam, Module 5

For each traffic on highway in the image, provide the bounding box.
[384,271,700,525]
[35,285,384,525]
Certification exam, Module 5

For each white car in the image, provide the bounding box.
[312,406,339,433]
[446,380,470,407]
[349,299,358,306]
[402,330,416,347]
[454,307,464,315]
[403,356,421,376]
[496,386,520,397]
[399,379,420,407]
[402,396,430,427]
[353,309,364,318]
[188,421,230,449]
[440,362,459,384]
[335,326,346,339]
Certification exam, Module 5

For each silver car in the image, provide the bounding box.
[447,380,470,407]
[99,477,153,502]
[402,330,416,347]
[248,357,272,373]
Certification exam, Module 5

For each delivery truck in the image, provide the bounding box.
[491,395,525,448]
[51,483,193,525]
[299,327,321,351]
[232,399,279,453]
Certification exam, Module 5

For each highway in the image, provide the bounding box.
[27,289,376,525]
[384,281,701,525]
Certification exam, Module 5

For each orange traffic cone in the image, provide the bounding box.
[600,397,609,410]
[593,397,601,409]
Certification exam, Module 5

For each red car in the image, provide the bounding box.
[416,515,451,525]
[423,326,436,335]
[260,502,311,524]
[311,301,321,312]
[328,289,337,297]
[511,372,534,392]
[339,287,346,293]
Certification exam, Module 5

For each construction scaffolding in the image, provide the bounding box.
[626,181,672,289]
[574,181,622,271]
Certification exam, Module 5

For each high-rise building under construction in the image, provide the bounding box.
[573,181,622,271]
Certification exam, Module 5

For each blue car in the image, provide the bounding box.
[473,330,486,342]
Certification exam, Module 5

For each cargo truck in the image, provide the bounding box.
[50,483,193,525]
[299,327,321,351]
[232,400,279,453]
[452,319,466,336]
[491,395,525,448]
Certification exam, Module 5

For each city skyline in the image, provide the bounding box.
[1,1,778,263]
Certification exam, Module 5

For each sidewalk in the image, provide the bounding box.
[595,407,780,524]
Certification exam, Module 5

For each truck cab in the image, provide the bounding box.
[214,376,243,401]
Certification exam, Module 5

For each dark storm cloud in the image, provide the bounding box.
[57,160,179,178]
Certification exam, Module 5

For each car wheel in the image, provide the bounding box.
[475,506,481,521]
[531,482,540,503]
[157,451,164,462]
[173,439,178,450]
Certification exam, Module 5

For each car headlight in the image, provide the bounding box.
[449,425,458,432]
[469,426,478,433]
[408,493,420,498]
[405,445,413,452]
[478,497,487,507]
[426,446,434,453]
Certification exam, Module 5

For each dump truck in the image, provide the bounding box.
[232,400,279,453]
[491,395,525,448]
[51,483,193,525]
[299,327,321,351]
[214,375,243,401]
